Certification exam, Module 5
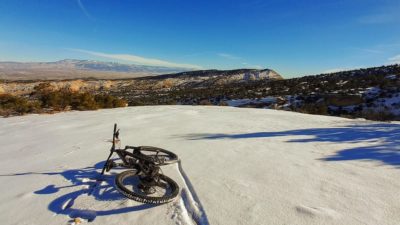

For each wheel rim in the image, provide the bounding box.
[137,146,178,165]
[115,170,179,204]
[121,175,172,198]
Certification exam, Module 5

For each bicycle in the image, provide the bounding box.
[100,124,180,204]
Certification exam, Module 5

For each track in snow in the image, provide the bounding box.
[173,160,210,225]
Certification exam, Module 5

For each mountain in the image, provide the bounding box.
[0,59,282,81]
[1,106,399,224]
[133,68,283,89]
[3,64,400,121]
[140,68,282,80]
[0,59,191,80]
[51,59,189,73]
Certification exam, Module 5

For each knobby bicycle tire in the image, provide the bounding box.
[115,170,179,204]
[132,146,179,165]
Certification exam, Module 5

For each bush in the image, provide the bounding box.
[199,99,212,105]
[1,90,128,116]
[325,95,363,107]
[361,109,396,121]
[72,92,99,110]
[129,99,145,106]
[0,94,40,116]
[218,101,229,106]
[36,90,127,111]
[296,102,329,115]
[95,94,128,108]
[39,90,72,110]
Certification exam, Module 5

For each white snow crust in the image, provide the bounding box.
[0,106,399,225]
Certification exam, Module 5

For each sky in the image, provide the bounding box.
[0,0,400,78]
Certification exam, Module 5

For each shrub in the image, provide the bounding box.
[95,94,128,108]
[34,82,54,93]
[0,94,40,116]
[129,99,145,106]
[218,101,229,106]
[199,99,212,105]
[0,89,129,116]
[35,90,127,111]
[361,109,396,121]
[72,92,98,110]
[325,95,363,107]
[296,102,329,115]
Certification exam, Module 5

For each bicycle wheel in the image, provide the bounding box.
[115,170,179,204]
[135,146,179,165]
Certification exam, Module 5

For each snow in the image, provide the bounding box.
[385,74,397,80]
[1,106,399,225]
[336,80,348,86]
[379,94,400,115]
[363,87,381,98]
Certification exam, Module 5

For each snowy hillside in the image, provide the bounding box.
[0,106,399,225]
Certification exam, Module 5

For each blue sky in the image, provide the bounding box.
[0,0,399,77]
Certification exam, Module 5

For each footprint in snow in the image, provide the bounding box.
[295,205,339,219]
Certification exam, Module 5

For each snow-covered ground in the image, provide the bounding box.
[0,106,399,225]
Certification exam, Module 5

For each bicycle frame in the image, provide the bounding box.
[101,124,163,175]
[100,123,119,175]
[99,123,180,203]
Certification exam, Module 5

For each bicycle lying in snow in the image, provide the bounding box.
[100,124,179,204]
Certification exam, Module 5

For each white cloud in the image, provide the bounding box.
[68,48,202,69]
[388,55,400,64]
[352,47,384,54]
[77,0,95,21]
[217,53,241,60]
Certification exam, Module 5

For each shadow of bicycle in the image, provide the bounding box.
[1,161,156,222]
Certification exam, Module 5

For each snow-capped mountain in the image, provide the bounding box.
[0,59,191,80]
[0,59,282,81]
